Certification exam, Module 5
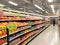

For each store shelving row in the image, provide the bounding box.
[3,23,43,45]
[16,31,37,45]
[0,21,45,30]
[21,24,50,45]
[3,30,37,45]
[0,21,45,39]
[0,10,44,22]
[0,10,50,45]
[3,31,37,45]
[10,28,39,42]
[9,26,31,35]
[0,26,31,39]
[11,25,46,45]
[0,19,40,22]
[10,24,45,42]
[2,24,45,45]
[0,21,49,45]
[9,22,45,35]
[21,31,42,45]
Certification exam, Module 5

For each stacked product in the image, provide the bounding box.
[0,10,50,45]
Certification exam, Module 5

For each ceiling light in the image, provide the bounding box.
[48,0,53,2]
[50,5,55,14]
[19,8,23,9]
[34,4,44,11]
[9,1,18,6]
[50,5,54,8]
[46,11,48,13]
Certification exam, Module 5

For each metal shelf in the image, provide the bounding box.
[2,42,7,45]
[9,28,38,42]
[0,22,45,39]
[9,26,31,35]
[9,24,45,42]
[0,20,40,22]
[1,24,44,45]
[0,26,31,39]
[0,35,7,39]
[16,32,36,45]
[9,22,45,35]
[25,24,50,45]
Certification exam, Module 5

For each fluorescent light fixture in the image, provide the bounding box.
[9,1,18,6]
[46,11,48,13]
[50,5,55,14]
[34,4,44,11]
[48,0,53,2]
[19,8,23,9]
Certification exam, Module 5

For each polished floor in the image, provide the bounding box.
[28,25,60,45]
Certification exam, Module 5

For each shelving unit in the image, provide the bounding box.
[0,10,50,45]
[21,24,50,45]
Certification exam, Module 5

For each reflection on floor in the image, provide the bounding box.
[28,25,60,45]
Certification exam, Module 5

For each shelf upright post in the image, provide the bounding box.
[6,28,10,45]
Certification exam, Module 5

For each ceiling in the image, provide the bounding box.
[0,0,60,15]
[49,0,60,14]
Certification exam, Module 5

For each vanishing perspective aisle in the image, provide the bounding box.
[28,25,60,45]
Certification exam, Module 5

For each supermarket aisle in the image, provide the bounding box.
[28,25,60,45]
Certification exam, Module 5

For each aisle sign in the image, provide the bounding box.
[48,14,59,17]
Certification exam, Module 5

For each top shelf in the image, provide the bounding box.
[0,19,41,22]
[0,14,29,17]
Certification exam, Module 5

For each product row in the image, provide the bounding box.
[10,30,38,45]
[0,20,44,38]
[0,10,40,20]
[0,22,47,45]
[0,20,43,29]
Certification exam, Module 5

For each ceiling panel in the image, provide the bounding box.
[0,0,53,15]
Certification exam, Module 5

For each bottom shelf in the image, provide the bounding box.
[20,24,50,45]
[10,30,38,45]
[2,24,50,45]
